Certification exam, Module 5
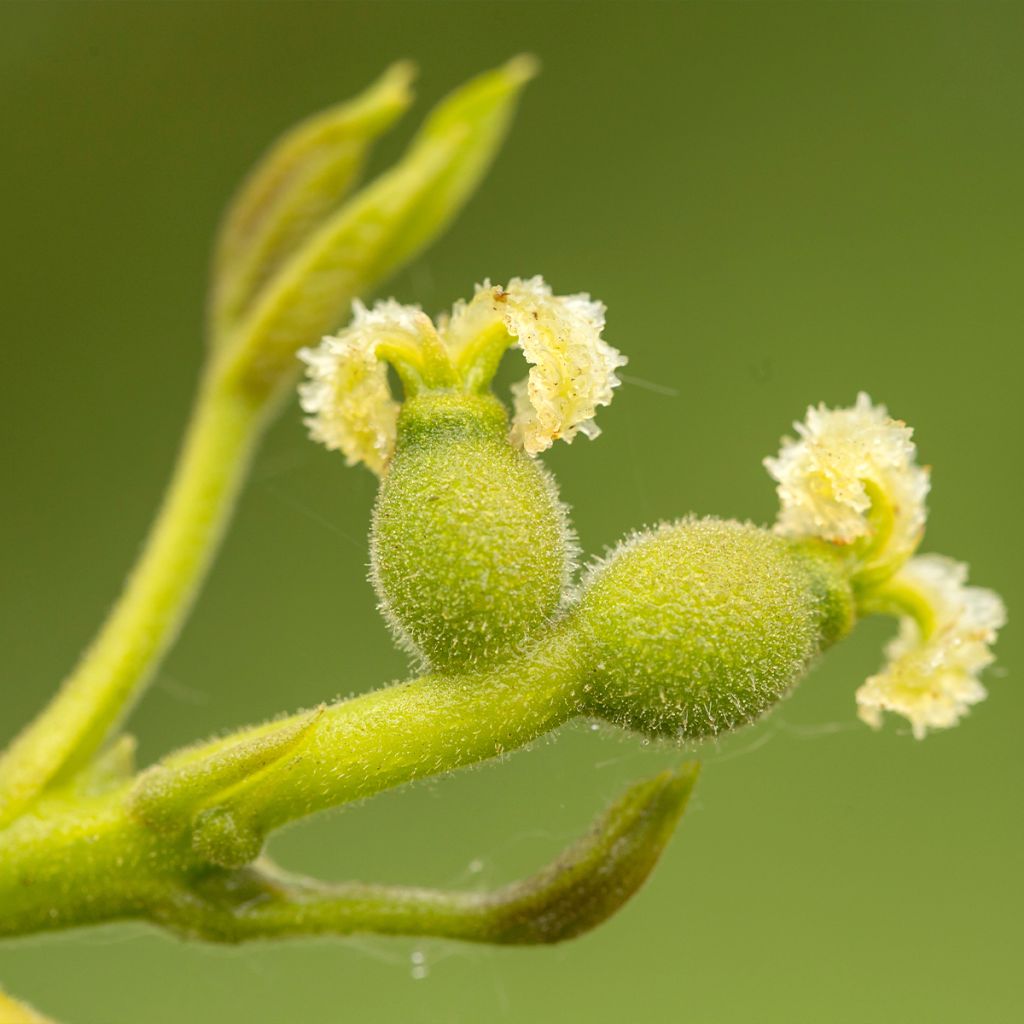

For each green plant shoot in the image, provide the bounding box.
[0,58,1005,1024]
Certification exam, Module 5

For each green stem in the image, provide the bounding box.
[0,793,170,936]
[0,761,697,947]
[856,576,938,638]
[0,370,270,827]
[170,765,698,946]
[187,639,581,866]
[0,640,585,937]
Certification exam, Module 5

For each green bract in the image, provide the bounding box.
[371,393,574,669]
[570,518,855,739]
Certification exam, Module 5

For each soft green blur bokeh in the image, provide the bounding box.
[2,3,1021,1022]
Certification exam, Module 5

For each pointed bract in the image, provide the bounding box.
[210,62,416,339]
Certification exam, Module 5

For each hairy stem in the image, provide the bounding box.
[0,761,697,948]
[0,641,583,934]
[181,639,583,866]
[166,765,699,945]
[0,791,171,936]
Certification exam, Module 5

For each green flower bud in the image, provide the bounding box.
[371,393,574,669]
[571,517,854,739]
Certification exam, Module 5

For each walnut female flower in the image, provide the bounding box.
[298,276,619,669]
[766,395,1005,737]
[4,52,1011,1013]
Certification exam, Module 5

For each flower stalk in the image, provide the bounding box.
[0,666,697,945]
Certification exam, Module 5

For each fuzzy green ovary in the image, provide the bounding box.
[571,518,854,739]
[371,393,573,670]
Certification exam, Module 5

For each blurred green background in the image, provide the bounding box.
[2,3,1021,1022]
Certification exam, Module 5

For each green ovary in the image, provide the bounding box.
[572,517,854,739]
[370,393,574,670]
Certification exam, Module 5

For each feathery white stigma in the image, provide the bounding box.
[449,276,625,454]
[298,299,422,474]
[855,555,1005,739]
[299,277,624,466]
[764,392,929,564]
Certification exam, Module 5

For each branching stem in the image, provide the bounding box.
[188,642,581,865]
[0,651,692,946]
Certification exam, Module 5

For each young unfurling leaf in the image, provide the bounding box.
[219,57,537,396]
[210,62,416,339]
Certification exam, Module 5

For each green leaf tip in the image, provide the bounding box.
[217,56,536,397]
[210,61,417,341]
[151,763,698,946]
[478,762,699,944]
